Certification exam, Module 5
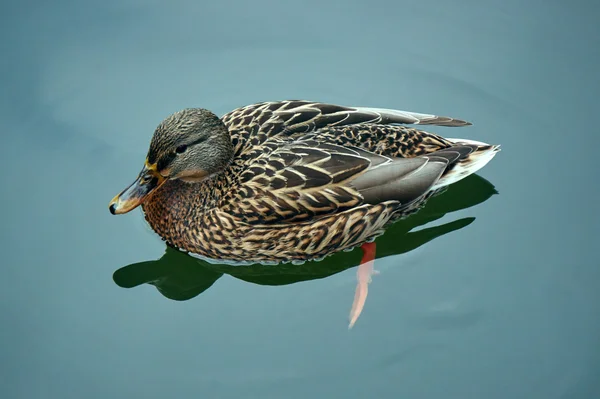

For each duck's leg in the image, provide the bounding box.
[348,242,379,329]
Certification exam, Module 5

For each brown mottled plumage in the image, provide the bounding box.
[110,100,500,264]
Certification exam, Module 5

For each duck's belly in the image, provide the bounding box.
[142,201,400,264]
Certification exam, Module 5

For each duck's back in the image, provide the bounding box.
[221,100,498,201]
[222,100,470,157]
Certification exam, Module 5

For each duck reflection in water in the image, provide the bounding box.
[114,173,498,328]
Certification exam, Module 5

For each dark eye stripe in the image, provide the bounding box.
[157,152,175,171]
[175,137,206,155]
[159,136,207,170]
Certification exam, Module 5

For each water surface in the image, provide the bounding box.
[2,1,599,398]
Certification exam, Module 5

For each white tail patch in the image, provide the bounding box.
[430,138,501,190]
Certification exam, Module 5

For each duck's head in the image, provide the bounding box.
[109,108,233,215]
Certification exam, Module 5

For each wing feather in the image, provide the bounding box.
[221,100,472,155]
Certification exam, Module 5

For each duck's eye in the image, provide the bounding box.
[175,144,188,154]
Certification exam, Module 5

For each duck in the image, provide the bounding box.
[109,100,499,264]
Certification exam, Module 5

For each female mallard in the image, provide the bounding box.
[109,100,499,264]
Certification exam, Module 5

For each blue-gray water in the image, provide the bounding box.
[2,1,599,398]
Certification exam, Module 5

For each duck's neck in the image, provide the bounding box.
[141,171,229,242]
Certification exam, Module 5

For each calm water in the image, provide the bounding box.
[2,1,599,398]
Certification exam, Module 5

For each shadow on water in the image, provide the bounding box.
[114,174,498,302]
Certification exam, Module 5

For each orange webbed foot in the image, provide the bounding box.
[348,242,377,329]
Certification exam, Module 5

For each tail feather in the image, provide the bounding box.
[431,138,500,190]
[354,107,472,127]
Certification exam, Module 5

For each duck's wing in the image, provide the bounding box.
[222,101,471,154]
[221,139,374,224]
[221,138,471,225]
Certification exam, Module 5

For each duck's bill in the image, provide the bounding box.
[109,164,165,215]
